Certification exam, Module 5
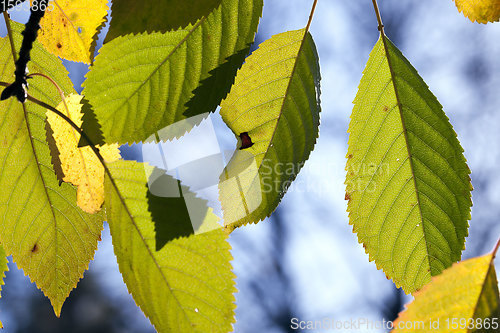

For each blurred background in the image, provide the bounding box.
[1,0,500,332]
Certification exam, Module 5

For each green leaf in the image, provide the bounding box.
[0,21,103,315]
[0,244,7,329]
[83,0,263,144]
[106,0,223,42]
[105,160,236,332]
[345,34,472,293]
[219,28,321,231]
[0,245,7,291]
[392,250,500,332]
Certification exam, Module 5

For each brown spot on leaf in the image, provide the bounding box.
[345,193,351,201]
[31,243,38,253]
[56,43,62,49]
[348,154,353,159]
[239,132,254,150]
[383,105,389,112]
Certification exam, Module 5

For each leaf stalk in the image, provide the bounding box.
[305,0,318,32]
[493,237,500,257]
[371,0,385,34]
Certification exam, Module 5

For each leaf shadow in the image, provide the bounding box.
[78,97,105,147]
[44,118,66,184]
[150,44,252,142]
[146,168,215,251]
[183,44,251,119]
[105,0,223,43]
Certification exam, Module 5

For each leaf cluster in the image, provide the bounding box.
[0,0,498,331]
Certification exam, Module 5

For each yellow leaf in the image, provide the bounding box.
[454,0,500,23]
[37,0,108,63]
[392,247,500,332]
[46,94,120,213]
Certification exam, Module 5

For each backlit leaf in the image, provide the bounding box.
[392,249,500,332]
[105,160,236,332]
[106,0,223,42]
[37,0,109,63]
[0,244,8,328]
[83,0,263,144]
[345,33,472,293]
[46,94,120,214]
[453,0,500,23]
[219,28,321,231]
[0,21,103,315]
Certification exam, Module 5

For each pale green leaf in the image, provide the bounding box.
[106,0,223,42]
[219,29,321,231]
[393,250,500,332]
[105,160,236,332]
[83,0,263,145]
[0,21,103,315]
[345,34,472,293]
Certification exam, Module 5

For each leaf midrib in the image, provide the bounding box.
[380,33,431,287]
[105,163,193,329]
[2,37,62,288]
[22,103,61,282]
[2,37,63,257]
[0,55,62,292]
[223,29,313,227]
[257,29,309,175]
[96,17,207,137]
